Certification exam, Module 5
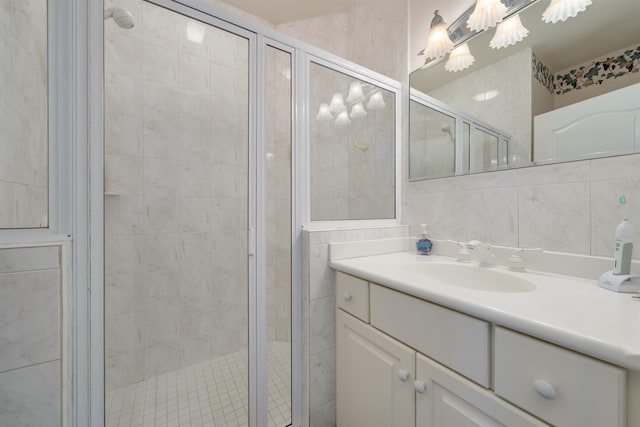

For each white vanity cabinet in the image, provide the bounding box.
[335,271,629,427]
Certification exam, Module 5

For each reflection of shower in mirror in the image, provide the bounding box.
[441,123,453,140]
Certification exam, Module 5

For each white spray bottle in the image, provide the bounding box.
[613,195,634,275]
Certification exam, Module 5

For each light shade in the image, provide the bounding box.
[346,81,365,104]
[335,111,351,126]
[542,0,592,23]
[445,43,475,72]
[367,91,386,110]
[350,102,367,118]
[328,93,346,114]
[316,103,333,121]
[467,0,508,32]
[489,14,529,49]
[424,11,454,59]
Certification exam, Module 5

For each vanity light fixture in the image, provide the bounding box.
[186,21,206,44]
[424,10,454,59]
[467,0,508,32]
[316,103,333,121]
[328,93,346,114]
[350,102,367,118]
[335,111,351,126]
[490,14,529,49]
[542,0,592,23]
[346,81,366,104]
[445,43,475,72]
[367,90,386,110]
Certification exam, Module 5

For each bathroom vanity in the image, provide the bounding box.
[331,250,640,427]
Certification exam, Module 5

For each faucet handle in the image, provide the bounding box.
[509,248,543,271]
[447,240,472,262]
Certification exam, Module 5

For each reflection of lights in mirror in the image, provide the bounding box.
[316,82,386,125]
[490,14,529,49]
[542,0,592,23]
[186,21,206,44]
[472,90,500,102]
[445,43,475,72]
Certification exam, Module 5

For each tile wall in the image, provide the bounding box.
[405,153,640,260]
[0,246,63,426]
[104,0,250,390]
[0,0,48,228]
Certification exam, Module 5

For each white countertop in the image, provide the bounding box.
[330,251,640,371]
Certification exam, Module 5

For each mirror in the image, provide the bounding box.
[0,1,49,228]
[310,61,397,221]
[409,0,640,180]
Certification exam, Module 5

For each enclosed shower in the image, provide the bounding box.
[103,1,292,426]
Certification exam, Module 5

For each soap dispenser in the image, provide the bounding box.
[416,223,433,255]
[613,195,634,275]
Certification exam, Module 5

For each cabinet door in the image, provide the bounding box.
[336,309,415,427]
[416,354,549,427]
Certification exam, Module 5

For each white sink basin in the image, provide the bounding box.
[402,262,536,293]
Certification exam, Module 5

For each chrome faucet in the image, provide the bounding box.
[467,240,495,267]
[508,247,544,271]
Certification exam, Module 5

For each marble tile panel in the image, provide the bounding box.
[10,34,46,119]
[309,348,336,410]
[180,160,212,197]
[179,335,210,367]
[104,154,143,195]
[105,195,143,236]
[105,350,143,391]
[180,232,212,269]
[13,185,48,228]
[590,178,640,258]
[144,342,180,377]
[104,113,143,157]
[310,400,336,427]
[179,54,209,96]
[144,307,179,348]
[143,196,178,233]
[105,312,144,358]
[466,169,519,190]
[105,274,142,317]
[309,244,332,301]
[105,234,138,276]
[518,161,590,186]
[423,190,468,242]
[467,187,518,247]
[209,27,238,68]
[179,303,213,339]
[105,73,142,118]
[180,197,211,233]
[179,268,212,304]
[142,2,179,51]
[306,229,346,245]
[591,153,640,181]
[104,30,142,77]
[141,270,180,309]
[0,269,59,373]
[309,295,335,356]
[143,115,181,160]
[519,182,590,254]
[134,233,179,273]
[142,43,178,87]
[143,158,180,196]
[0,360,60,427]
[0,246,58,273]
[211,197,247,232]
[142,81,180,123]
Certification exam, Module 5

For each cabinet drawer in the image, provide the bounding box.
[336,272,370,322]
[494,327,626,427]
[370,284,490,387]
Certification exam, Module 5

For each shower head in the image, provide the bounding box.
[441,123,453,139]
[104,7,135,29]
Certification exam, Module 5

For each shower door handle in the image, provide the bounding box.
[248,227,255,256]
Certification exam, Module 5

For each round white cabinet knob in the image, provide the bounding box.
[534,379,557,400]
[414,380,427,394]
[343,292,352,301]
[398,369,410,382]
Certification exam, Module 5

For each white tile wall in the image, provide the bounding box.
[104,0,250,390]
[0,0,48,228]
[0,246,62,427]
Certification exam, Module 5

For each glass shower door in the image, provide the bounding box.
[103,2,251,425]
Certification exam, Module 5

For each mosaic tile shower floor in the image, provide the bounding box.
[106,341,291,427]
